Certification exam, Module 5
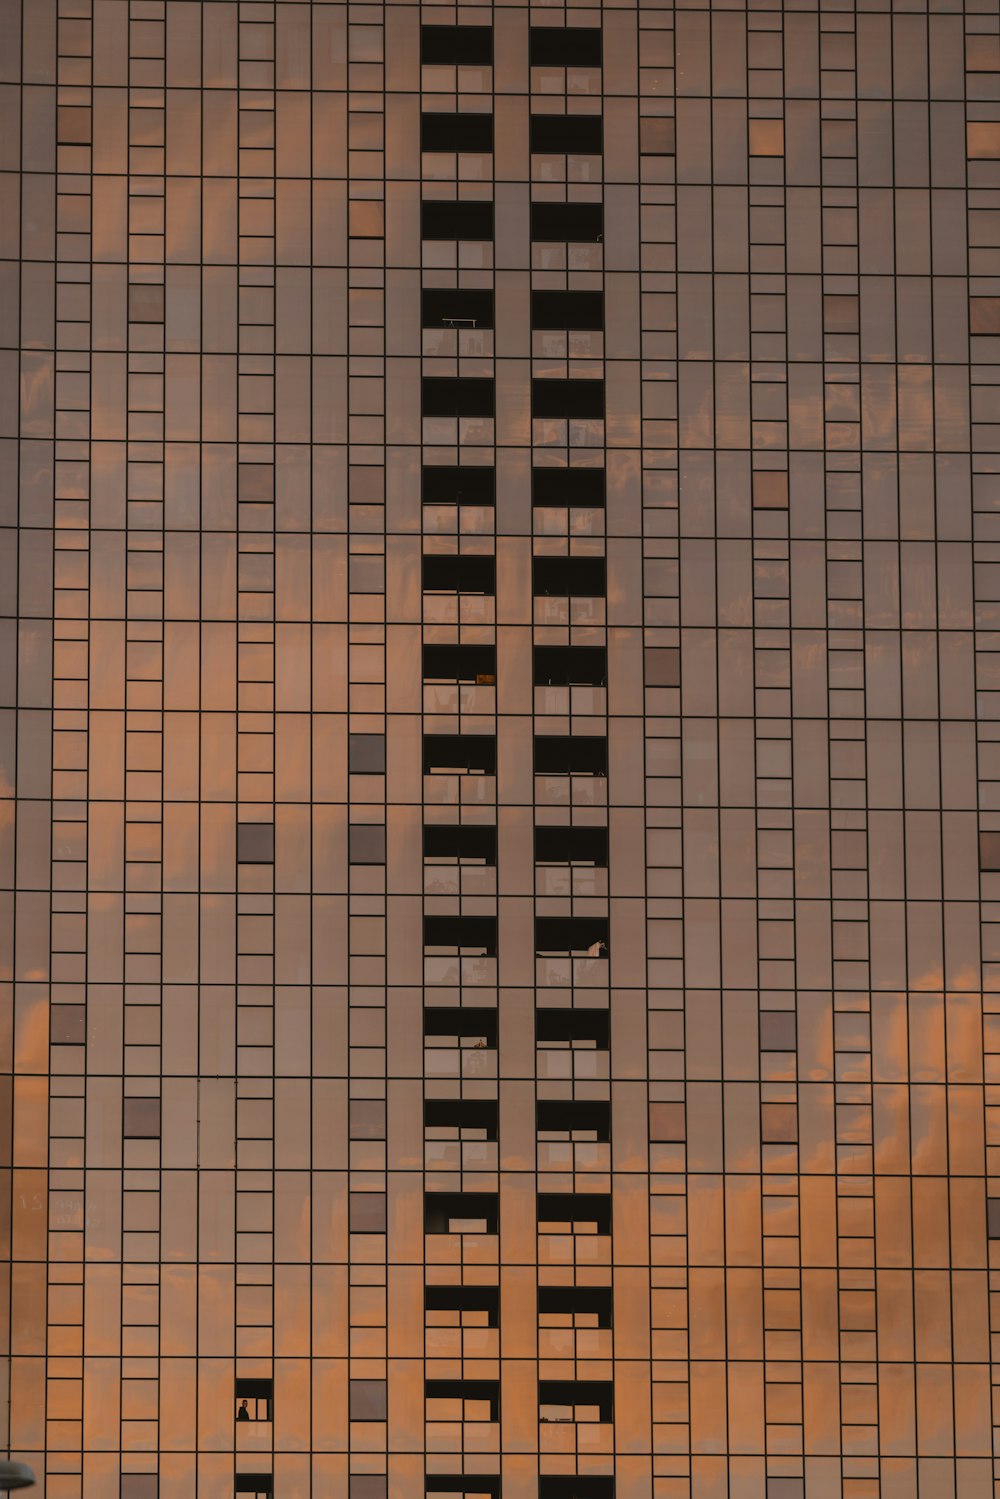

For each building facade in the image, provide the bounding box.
[3,2,1000,1498]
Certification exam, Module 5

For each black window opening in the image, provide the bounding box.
[423,287,495,330]
[425,1097,499,1140]
[424,823,498,864]
[425,1191,499,1234]
[535,915,609,956]
[426,1283,500,1327]
[421,25,494,65]
[536,1006,610,1049]
[532,467,606,508]
[426,1478,500,1499]
[424,914,498,956]
[539,1380,614,1424]
[530,201,603,243]
[530,27,602,67]
[422,200,495,242]
[426,1379,500,1422]
[535,824,608,867]
[537,1098,610,1142]
[236,1378,273,1423]
[534,735,608,776]
[423,465,496,507]
[424,1006,498,1048]
[537,1191,612,1234]
[424,553,496,595]
[235,1480,272,1498]
[538,1285,613,1328]
[532,378,604,420]
[531,290,604,331]
[534,645,607,687]
[423,643,496,683]
[421,112,494,154]
[423,377,495,419]
[530,115,603,156]
[533,555,606,599]
[424,734,497,775]
[539,1481,614,1499]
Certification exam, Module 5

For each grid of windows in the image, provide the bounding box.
[4,3,1000,1499]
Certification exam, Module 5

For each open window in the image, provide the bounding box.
[236,1378,272,1423]
[422,200,494,242]
[532,467,605,507]
[535,916,609,956]
[536,1007,610,1049]
[423,377,495,418]
[424,553,496,594]
[530,116,603,155]
[539,1481,614,1499]
[537,1191,611,1234]
[534,735,607,776]
[424,734,497,775]
[426,1380,500,1423]
[425,1191,499,1234]
[422,288,495,329]
[423,465,496,506]
[530,201,603,243]
[234,1480,272,1498]
[423,643,496,683]
[424,1006,498,1049]
[426,1283,500,1327]
[530,27,602,66]
[538,1285,613,1328]
[424,915,497,956]
[424,824,498,864]
[425,1098,499,1140]
[421,25,493,65]
[421,113,494,153]
[426,1479,500,1499]
[534,824,608,866]
[531,290,604,331]
[532,555,605,598]
[538,1380,613,1424]
[534,645,607,687]
[537,1098,610,1142]
[532,378,604,420]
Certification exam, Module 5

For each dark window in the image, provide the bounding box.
[421,25,493,65]
[532,379,604,420]
[349,733,385,774]
[535,824,608,866]
[426,1479,500,1499]
[421,112,494,153]
[539,1380,613,1423]
[425,1191,499,1234]
[424,824,498,864]
[537,1192,612,1234]
[422,200,495,242]
[425,1098,499,1139]
[349,824,386,865]
[530,201,603,243]
[537,1099,610,1141]
[534,646,607,687]
[424,554,496,595]
[530,115,602,155]
[537,1285,613,1327]
[424,735,497,775]
[533,555,606,598]
[424,1007,498,1047]
[423,377,495,418]
[530,27,602,66]
[535,916,609,955]
[424,915,497,956]
[536,1007,610,1048]
[236,1378,273,1423]
[237,822,274,864]
[423,643,496,682]
[425,1284,500,1326]
[422,288,495,329]
[532,467,605,507]
[534,735,607,776]
[423,466,496,506]
[234,1479,272,1497]
[539,1481,614,1499]
[426,1380,500,1421]
[531,290,604,330]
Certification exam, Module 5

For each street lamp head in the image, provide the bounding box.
[0,1462,35,1490]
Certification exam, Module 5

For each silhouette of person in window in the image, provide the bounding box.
[237,1399,251,1422]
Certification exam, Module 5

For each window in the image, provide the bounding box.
[534,645,607,687]
[123,1097,160,1138]
[538,1285,613,1328]
[236,1378,272,1423]
[121,1478,157,1499]
[530,27,602,66]
[421,25,493,65]
[350,1380,387,1421]
[422,288,494,329]
[237,822,274,864]
[423,644,496,682]
[423,915,498,956]
[752,471,788,509]
[348,733,385,774]
[423,554,496,594]
[536,1007,610,1048]
[422,465,496,506]
[531,290,604,331]
[530,200,603,243]
[971,297,1000,335]
[424,824,498,864]
[644,647,680,688]
[423,735,497,775]
[128,284,164,322]
[530,115,603,155]
[425,1098,498,1140]
[539,1482,614,1499]
[538,1380,613,1424]
[421,200,495,242]
[537,1099,610,1141]
[424,1007,498,1048]
[532,379,604,420]
[425,1284,500,1326]
[234,1479,272,1497]
[423,377,495,418]
[421,113,494,154]
[349,1099,385,1139]
[534,735,607,776]
[350,1193,387,1232]
[532,467,605,507]
[426,1479,500,1499]
[532,556,605,598]
[981,831,1000,870]
[426,1379,500,1422]
[534,916,609,956]
[51,1005,85,1044]
[349,824,386,865]
[989,1200,1000,1239]
[759,1012,796,1051]
[537,1192,612,1234]
[425,1191,499,1234]
[534,824,608,866]
[649,1102,686,1142]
